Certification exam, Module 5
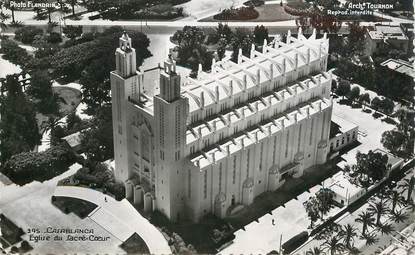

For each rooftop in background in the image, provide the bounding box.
[379,222,415,255]
[330,115,358,139]
[323,172,362,199]
[380,59,415,78]
[373,148,404,169]
[367,24,408,40]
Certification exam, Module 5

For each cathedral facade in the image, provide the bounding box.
[111,29,333,222]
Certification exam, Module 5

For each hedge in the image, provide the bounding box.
[1,144,76,185]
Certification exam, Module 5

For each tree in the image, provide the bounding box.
[306,247,325,255]
[338,224,358,249]
[172,26,205,48]
[367,201,389,226]
[395,108,414,134]
[360,232,378,246]
[388,209,408,223]
[66,0,77,15]
[309,10,342,34]
[80,105,113,161]
[381,130,406,155]
[296,15,311,32]
[322,236,345,255]
[347,22,366,55]
[371,97,381,112]
[0,12,10,37]
[4,1,16,23]
[216,38,227,60]
[63,25,83,40]
[399,176,415,203]
[315,188,335,219]
[336,79,350,99]
[358,93,370,109]
[377,223,394,236]
[0,75,41,164]
[348,86,360,102]
[353,150,389,188]
[253,25,269,45]
[26,70,59,115]
[230,29,254,63]
[304,197,320,228]
[216,23,234,44]
[355,211,375,235]
[15,26,44,44]
[380,98,394,115]
[387,190,406,213]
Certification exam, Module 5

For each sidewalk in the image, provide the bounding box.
[53,185,172,254]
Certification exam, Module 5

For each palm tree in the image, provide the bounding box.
[323,236,345,255]
[0,12,10,36]
[348,247,361,255]
[355,211,375,235]
[4,1,16,23]
[377,223,394,235]
[399,177,415,203]
[306,247,326,255]
[388,209,408,223]
[387,190,406,213]
[367,201,389,226]
[339,224,358,249]
[360,232,378,246]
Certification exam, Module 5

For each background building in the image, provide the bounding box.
[111,29,333,222]
[365,23,409,55]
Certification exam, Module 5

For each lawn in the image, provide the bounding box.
[119,233,150,254]
[51,196,98,219]
[200,4,295,22]
[0,214,25,249]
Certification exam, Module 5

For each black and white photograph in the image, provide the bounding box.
[0,0,414,254]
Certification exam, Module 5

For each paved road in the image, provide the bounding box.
[53,186,172,254]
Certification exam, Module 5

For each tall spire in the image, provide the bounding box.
[115,31,137,78]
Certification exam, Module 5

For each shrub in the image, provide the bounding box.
[0,39,32,67]
[1,144,76,185]
[214,6,259,20]
[105,182,126,201]
[14,26,44,44]
[47,32,62,44]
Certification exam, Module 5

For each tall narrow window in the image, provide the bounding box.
[203,171,207,199]
[247,149,251,178]
[188,169,191,198]
[160,106,165,146]
[297,124,302,152]
[285,131,290,158]
[259,142,264,171]
[232,156,237,184]
[309,118,314,145]
[321,113,326,139]
[219,163,223,193]
[272,136,277,165]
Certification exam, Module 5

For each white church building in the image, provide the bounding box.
[110,29,333,222]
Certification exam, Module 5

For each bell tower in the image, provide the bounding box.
[111,32,143,183]
[153,57,189,222]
